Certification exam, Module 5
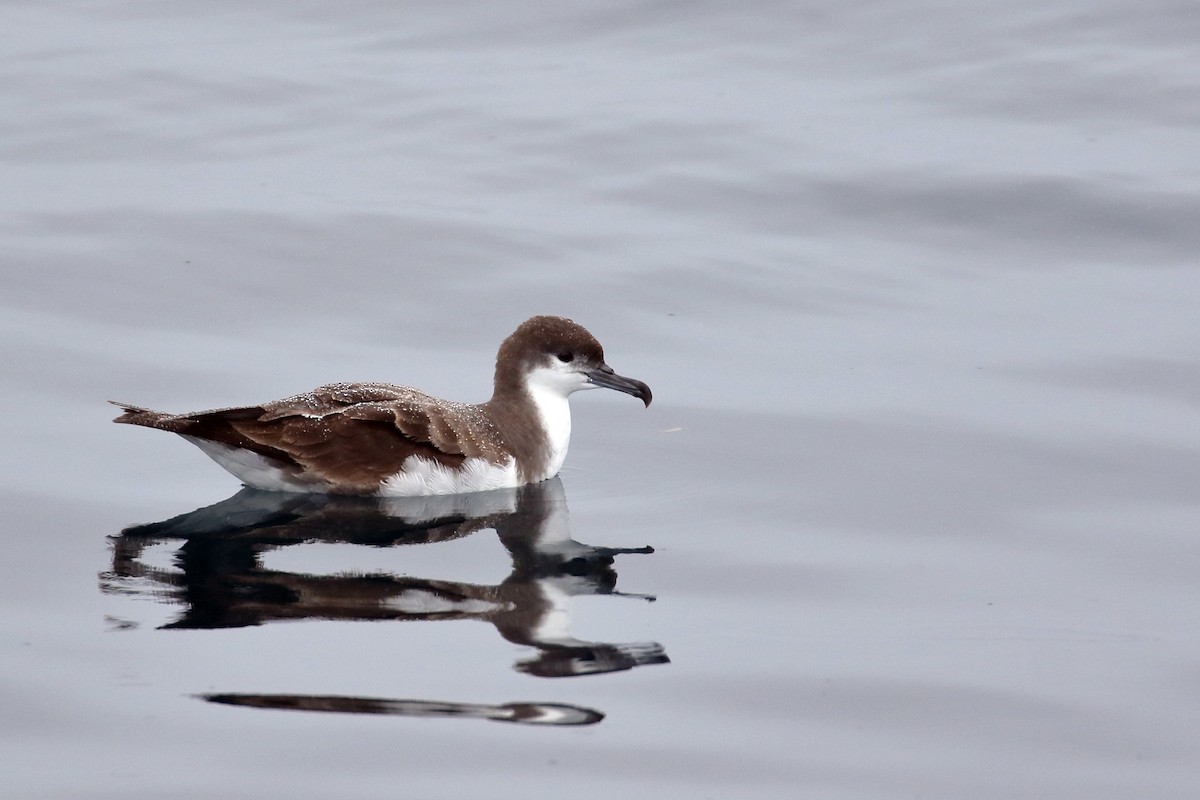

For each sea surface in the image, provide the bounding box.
[2,2,1198,798]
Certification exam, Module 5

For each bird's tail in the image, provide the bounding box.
[109,400,172,429]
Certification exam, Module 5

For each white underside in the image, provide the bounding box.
[379,455,520,496]
[185,436,520,497]
[185,437,320,493]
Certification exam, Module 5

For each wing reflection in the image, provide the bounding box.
[201,694,604,726]
[102,477,668,681]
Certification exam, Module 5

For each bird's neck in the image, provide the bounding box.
[484,384,572,484]
[525,382,572,480]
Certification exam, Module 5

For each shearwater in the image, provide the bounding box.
[112,316,651,496]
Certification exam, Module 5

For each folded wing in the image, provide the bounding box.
[112,383,510,493]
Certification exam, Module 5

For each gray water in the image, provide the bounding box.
[3,2,1199,798]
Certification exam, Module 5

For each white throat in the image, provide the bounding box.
[524,374,575,481]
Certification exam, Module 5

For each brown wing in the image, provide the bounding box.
[113,383,510,493]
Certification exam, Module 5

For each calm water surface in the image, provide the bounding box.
[3,2,1199,798]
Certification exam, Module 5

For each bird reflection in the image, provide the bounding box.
[201,694,604,726]
[102,477,666,724]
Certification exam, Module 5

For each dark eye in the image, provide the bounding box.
[557,351,573,363]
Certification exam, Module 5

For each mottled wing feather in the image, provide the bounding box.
[230,414,456,493]
[256,382,415,421]
[237,384,509,492]
[258,382,509,457]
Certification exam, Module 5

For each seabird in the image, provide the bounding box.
[112,315,651,496]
